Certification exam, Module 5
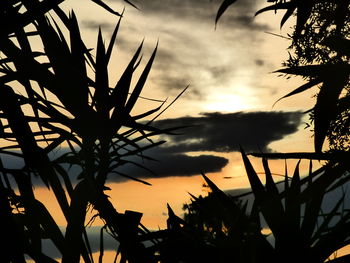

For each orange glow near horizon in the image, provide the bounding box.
[34,150,319,229]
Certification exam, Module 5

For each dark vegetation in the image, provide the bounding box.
[0,0,349,262]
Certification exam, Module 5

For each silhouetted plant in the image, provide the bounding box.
[0,0,180,262]
[170,151,350,263]
[158,1,350,263]
[217,0,350,153]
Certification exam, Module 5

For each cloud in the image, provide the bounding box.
[255,59,264,66]
[112,147,229,182]
[107,110,302,182]
[1,111,302,185]
[82,0,271,101]
[153,111,303,153]
[131,0,268,30]
[81,20,115,31]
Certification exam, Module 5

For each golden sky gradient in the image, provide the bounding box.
[18,0,322,227]
[3,0,335,260]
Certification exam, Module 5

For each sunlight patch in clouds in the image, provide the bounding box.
[204,92,253,112]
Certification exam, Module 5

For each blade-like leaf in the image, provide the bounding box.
[241,148,286,241]
[280,5,297,28]
[215,0,237,26]
[285,160,301,233]
[31,199,65,253]
[125,42,158,114]
[106,11,123,63]
[314,70,348,152]
[90,0,121,16]
[99,227,104,263]
[94,27,109,117]
[255,2,295,17]
[111,171,152,186]
[110,41,143,111]
[262,157,279,196]
[312,195,345,244]
[272,78,321,107]
[148,85,189,124]
[241,148,265,195]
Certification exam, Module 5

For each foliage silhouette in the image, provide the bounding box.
[217,0,350,153]
[1,0,350,262]
[0,0,182,262]
[175,153,350,263]
[159,1,350,263]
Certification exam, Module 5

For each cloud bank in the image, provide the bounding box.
[1,111,302,185]
[82,0,272,103]
[154,111,303,152]
[111,111,302,182]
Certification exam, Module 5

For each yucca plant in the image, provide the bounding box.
[0,0,180,262]
[166,150,350,263]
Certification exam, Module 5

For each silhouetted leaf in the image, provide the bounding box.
[285,160,301,233]
[68,11,88,105]
[106,11,123,63]
[255,2,295,17]
[216,0,237,25]
[273,78,321,107]
[125,42,158,114]
[30,199,65,253]
[241,148,286,240]
[110,41,143,113]
[262,157,279,196]
[241,148,265,196]
[94,27,109,117]
[90,0,121,16]
[111,171,152,185]
[280,5,296,28]
[148,85,189,124]
[314,70,348,152]
[99,227,105,263]
[312,194,345,244]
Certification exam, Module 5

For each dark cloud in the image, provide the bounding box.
[1,111,302,185]
[255,59,264,66]
[1,111,302,186]
[81,20,115,31]
[113,147,228,182]
[154,111,303,153]
[132,0,269,30]
[1,148,228,187]
[227,15,270,31]
[109,110,302,182]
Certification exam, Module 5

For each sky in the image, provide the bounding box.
[4,0,331,260]
[54,0,318,220]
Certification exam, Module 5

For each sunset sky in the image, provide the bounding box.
[6,0,327,259]
[39,0,319,227]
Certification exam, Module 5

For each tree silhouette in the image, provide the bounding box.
[0,1,181,262]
